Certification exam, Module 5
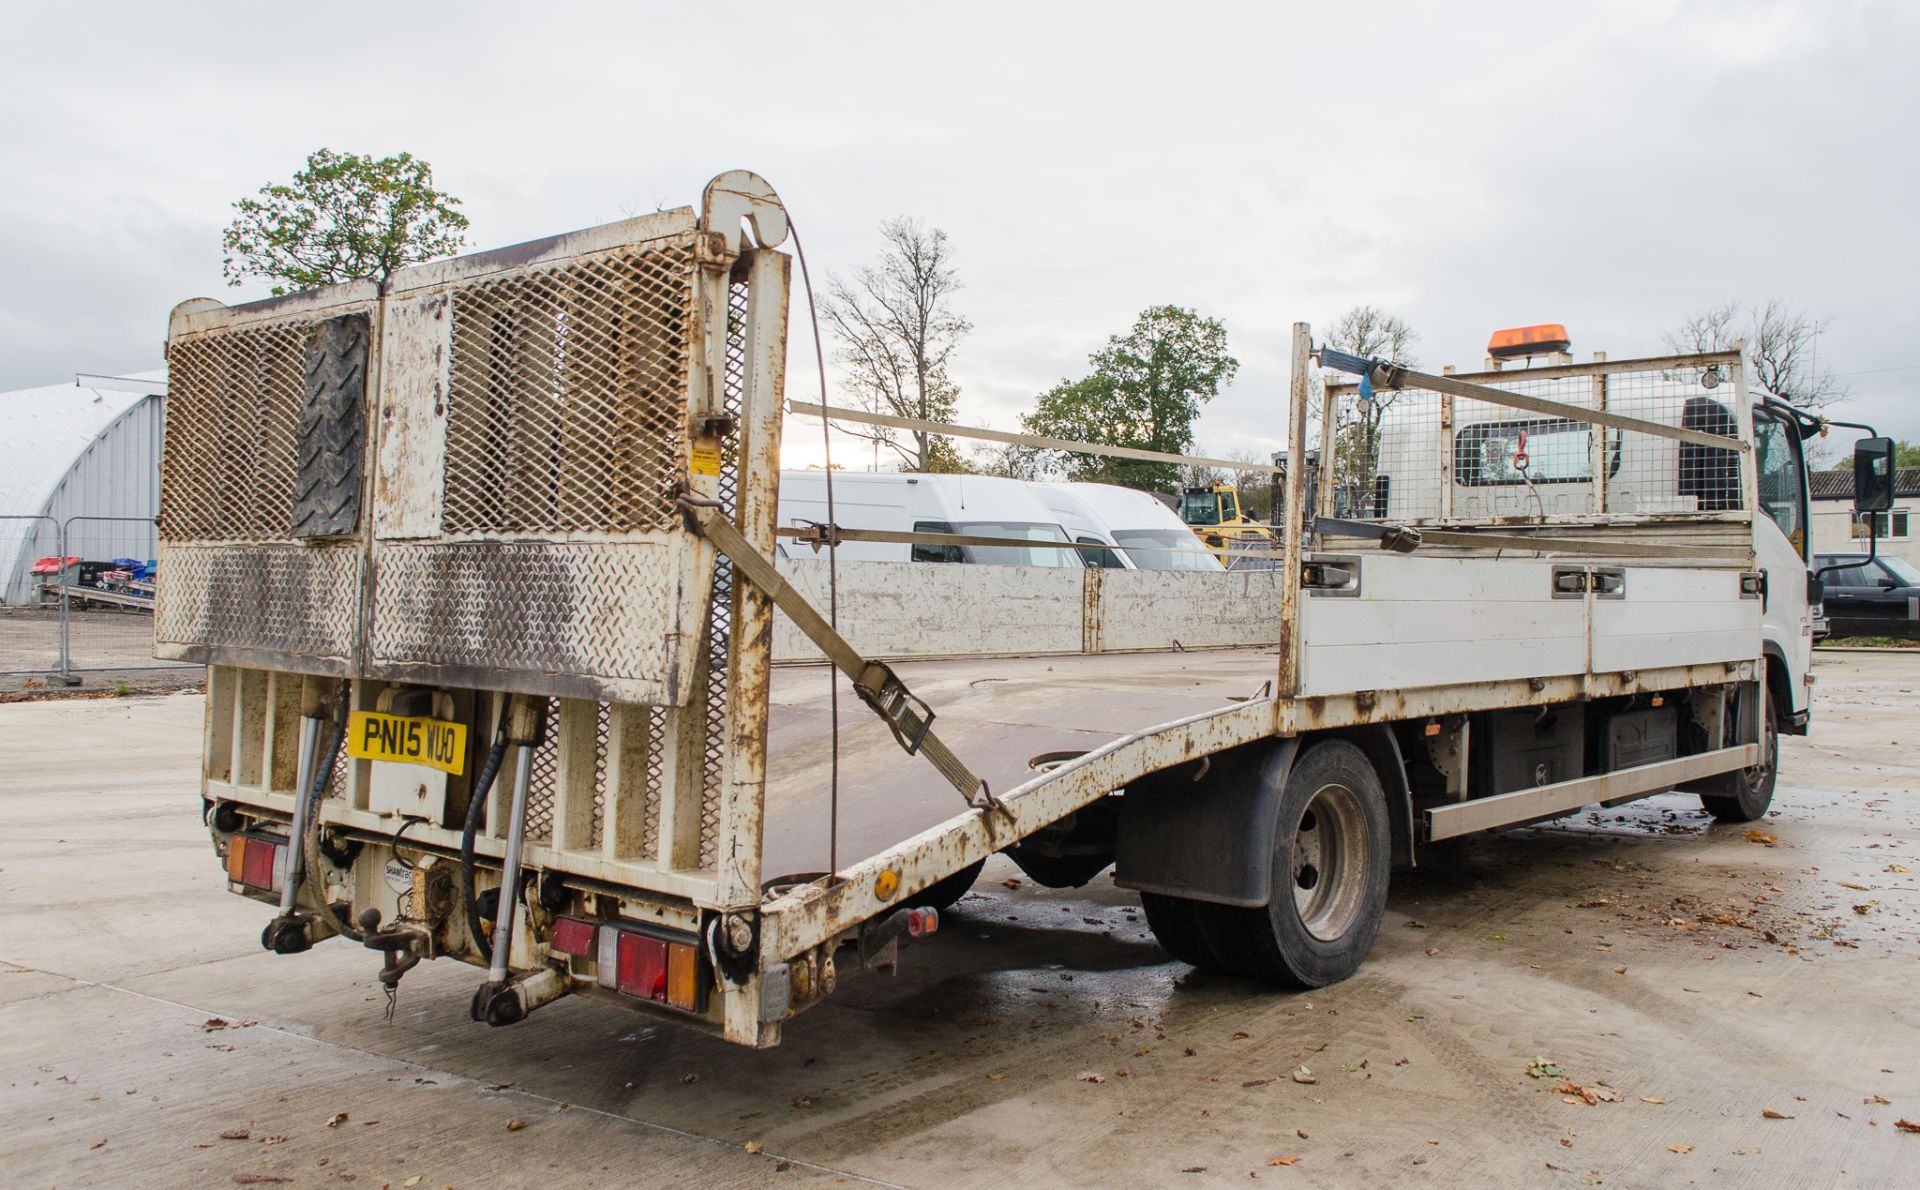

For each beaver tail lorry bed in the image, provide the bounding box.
[161,172,1841,1047]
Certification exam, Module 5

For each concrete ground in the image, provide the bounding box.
[3,655,1918,1189]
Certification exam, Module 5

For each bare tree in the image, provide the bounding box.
[822,218,971,472]
[969,440,1045,480]
[1322,305,1418,515]
[1664,299,1847,410]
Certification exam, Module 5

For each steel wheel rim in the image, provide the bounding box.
[1291,781,1370,942]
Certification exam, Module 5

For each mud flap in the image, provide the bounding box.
[1113,738,1299,908]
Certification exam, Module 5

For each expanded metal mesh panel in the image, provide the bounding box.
[441,239,697,536]
[162,320,312,541]
[522,697,562,845]
[696,278,750,868]
[643,705,667,859]
[1325,362,1747,525]
[154,543,360,664]
[368,541,680,693]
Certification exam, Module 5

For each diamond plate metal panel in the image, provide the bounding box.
[154,542,361,671]
[367,539,686,703]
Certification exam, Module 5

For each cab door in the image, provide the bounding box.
[1752,407,1813,723]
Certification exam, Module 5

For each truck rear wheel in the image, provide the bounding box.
[904,859,984,912]
[1140,891,1220,968]
[1204,740,1390,987]
[1699,689,1778,823]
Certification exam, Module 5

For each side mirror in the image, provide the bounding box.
[1879,577,1898,590]
[1855,437,1897,513]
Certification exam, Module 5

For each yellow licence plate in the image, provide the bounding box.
[347,711,468,775]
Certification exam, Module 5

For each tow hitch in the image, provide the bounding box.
[357,907,430,1020]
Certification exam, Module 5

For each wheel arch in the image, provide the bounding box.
[1760,640,1805,735]
[1114,724,1415,909]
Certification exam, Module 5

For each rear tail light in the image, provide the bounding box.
[549,916,598,958]
[226,835,287,894]
[584,921,704,1012]
[904,906,939,938]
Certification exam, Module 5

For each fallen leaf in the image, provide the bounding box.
[1762,1108,1793,1120]
[791,1094,812,1108]
[1242,1077,1275,1087]
[90,1139,107,1150]
[1839,882,1870,891]
[1078,1071,1106,1084]
[1001,878,1022,888]
[261,1135,285,1146]
[1296,1129,1309,1139]
[404,1176,423,1187]
[1889,864,1909,874]
[1291,1066,1317,1085]
[506,1119,526,1131]
[744,1140,764,1154]
[231,1177,292,1186]
[1866,1094,1891,1105]
[1181,1166,1207,1174]
[1232,1031,1251,1039]
[1895,1119,1920,1133]
[1269,1155,1302,1166]
[986,1072,1008,1081]
[1744,829,1778,845]
[1668,1143,1693,1154]
[1640,1097,1666,1105]
[1527,1059,1566,1080]
[1614,966,1628,975]
[326,1112,348,1129]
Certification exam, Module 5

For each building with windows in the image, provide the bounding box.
[1810,466,1919,569]
[0,371,166,604]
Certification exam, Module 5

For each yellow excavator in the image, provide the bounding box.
[1178,483,1271,558]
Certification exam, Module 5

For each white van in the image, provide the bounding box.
[776,471,1084,567]
[1055,482,1223,571]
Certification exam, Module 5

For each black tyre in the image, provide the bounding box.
[1700,688,1779,823]
[1006,846,1111,889]
[1141,891,1220,968]
[904,859,985,912]
[292,313,369,539]
[1204,739,1390,987]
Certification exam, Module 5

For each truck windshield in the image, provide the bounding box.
[954,521,1083,568]
[1113,529,1221,571]
[1180,491,1221,525]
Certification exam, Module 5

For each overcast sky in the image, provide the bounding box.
[4,0,1915,465]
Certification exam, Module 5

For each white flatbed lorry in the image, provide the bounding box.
[159,172,1893,1048]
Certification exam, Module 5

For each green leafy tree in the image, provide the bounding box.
[222,149,469,295]
[1022,305,1238,492]
[1827,440,1920,471]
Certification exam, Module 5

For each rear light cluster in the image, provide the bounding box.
[550,917,703,1013]
[225,834,288,894]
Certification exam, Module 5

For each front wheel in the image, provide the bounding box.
[1699,688,1779,823]
[1204,739,1390,987]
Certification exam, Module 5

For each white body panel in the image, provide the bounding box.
[1299,556,1589,696]
[1589,567,1760,673]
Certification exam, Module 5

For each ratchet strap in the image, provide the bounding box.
[677,495,1003,813]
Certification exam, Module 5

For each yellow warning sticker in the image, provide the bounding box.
[690,441,722,476]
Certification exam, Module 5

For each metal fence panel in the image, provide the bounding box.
[0,514,62,675]
[58,515,195,673]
